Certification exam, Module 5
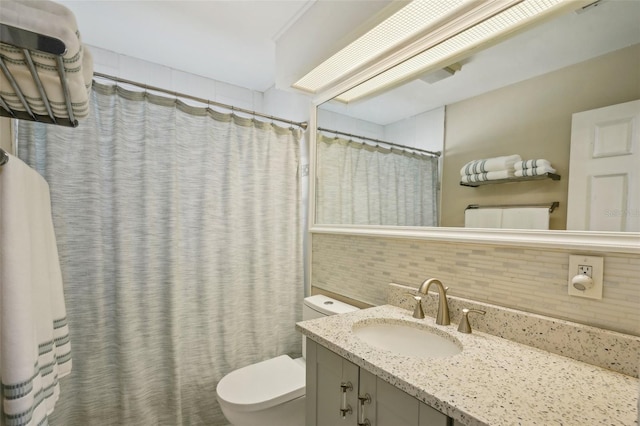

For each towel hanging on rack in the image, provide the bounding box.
[464,202,558,230]
[0,152,72,425]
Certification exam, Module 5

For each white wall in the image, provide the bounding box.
[317,108,384,141]
[384,106,444,153]
[89,45,311,125]
[317,105,445,154]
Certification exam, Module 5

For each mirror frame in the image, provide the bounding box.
[307,4,640,255]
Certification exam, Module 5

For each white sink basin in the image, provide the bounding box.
[352,320,462,358]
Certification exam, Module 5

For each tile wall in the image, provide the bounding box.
[311,233,640,336]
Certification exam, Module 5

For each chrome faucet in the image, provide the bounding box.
[417,278,450,325]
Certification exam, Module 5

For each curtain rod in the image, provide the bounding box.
[317,127,441,157]
[92,72,308,130]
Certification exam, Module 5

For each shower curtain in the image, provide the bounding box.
[16,83,303,425]
[316,134,439,226]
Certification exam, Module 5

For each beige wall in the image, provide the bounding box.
[441,44,640,229]
[0,118,12,154]
[311,233,640,336]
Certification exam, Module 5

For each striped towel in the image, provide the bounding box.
[461,169,514,183]
[1,153,72,426]
[515,166,556,177]
[460,154,521,176]
[514,159,553,170]
[0,0,93,119]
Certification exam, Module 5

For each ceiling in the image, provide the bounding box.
[54,0,639,124]
[56,0,393,92]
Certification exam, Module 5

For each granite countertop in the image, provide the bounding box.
[296,304,639,426]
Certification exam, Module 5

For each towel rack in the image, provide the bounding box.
[466,202,559,213]
[460,172,561,187]
[0,23,79,127]
[0,148,8,166]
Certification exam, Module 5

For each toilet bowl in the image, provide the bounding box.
[216,295,358,426]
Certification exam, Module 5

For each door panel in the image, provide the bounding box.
[567,100,640,231]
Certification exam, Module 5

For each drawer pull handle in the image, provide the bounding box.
[340,382,353,418]
[357,393,372,426]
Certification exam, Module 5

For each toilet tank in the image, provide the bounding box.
[302,295,359,358]
[303,295,359,320]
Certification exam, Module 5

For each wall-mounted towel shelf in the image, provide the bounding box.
[466,201,559,213]
[460,172,560,187]
[0,23,79,127]
[0,11,93,128]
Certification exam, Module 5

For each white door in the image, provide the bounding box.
[567,99,640,231]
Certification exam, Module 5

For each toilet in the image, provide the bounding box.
[216,295,359,426]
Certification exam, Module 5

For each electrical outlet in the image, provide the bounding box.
[578,265,592,277]
[568,255,603,299]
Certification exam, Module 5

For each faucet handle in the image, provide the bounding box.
[405,293,425,319]
[457,308,486,334]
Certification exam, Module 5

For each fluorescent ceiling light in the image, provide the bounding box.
[336,0,568,103]
[292,0,470,93]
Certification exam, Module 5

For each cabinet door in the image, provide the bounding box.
[357,368,377,426]
[306,340,451,426]
[376,377,420,426]
[419,402,449,426]
[306,339,359,426]
[376,378,449,426]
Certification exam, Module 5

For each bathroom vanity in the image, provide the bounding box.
[296,294,639,426]
[306,338,457,426]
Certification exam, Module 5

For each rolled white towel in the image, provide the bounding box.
[514,159,553,170]
[0,0,93,118]
[514,166,557,177]
[1,0,80,55]
[460,154,521,176]
[461,169,514,183]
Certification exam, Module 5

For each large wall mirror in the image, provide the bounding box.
[311,0,640,251]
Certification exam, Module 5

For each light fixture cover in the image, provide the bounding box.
[292,0,468,94]
[335,0,569,103]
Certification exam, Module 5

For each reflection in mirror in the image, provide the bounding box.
[315,132,440,226]
[316,0,640,231]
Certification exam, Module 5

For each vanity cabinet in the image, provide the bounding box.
[306,339,452,426]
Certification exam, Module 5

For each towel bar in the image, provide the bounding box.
[466,202,559,213]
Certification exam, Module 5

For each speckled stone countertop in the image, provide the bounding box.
[296,305,639,426]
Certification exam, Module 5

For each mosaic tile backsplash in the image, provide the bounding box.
[311,234,640,336]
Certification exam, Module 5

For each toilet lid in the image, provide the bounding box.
[216,355,305,412]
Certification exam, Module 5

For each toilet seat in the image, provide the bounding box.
[216,355,305,413]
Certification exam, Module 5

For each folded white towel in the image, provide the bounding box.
[514,166,556,177]
[460,155,521,176]
[1,154,71,424]
[464,208,503,228]
[0,0,93,119]
[461,169,514,183]
[514,159,553,170]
